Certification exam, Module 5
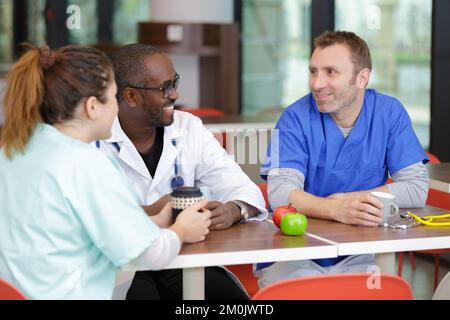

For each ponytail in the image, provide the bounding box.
[1,44,112,159]
[1,44,45,159]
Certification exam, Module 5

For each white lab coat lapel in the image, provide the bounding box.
[108,117,152,182]
[149,124,182,194]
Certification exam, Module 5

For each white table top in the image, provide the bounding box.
[124,220,337,271]
[125,206,450,271]
[307,206,450,256]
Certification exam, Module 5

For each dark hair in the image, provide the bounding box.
[1,44,113,158]
[313,30,372,74]
[111,43,162,103]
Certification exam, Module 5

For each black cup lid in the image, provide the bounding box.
[171,186,203,198]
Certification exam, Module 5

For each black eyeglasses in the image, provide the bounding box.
[128,74,180,99]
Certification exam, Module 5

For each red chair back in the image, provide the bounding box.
[253,273,413,300]
[180,108,225,117]
[0,279,26,300]
[225,264,259,297]
[426,152,441,164]
[257,183,269,209]
[425,152,449,210]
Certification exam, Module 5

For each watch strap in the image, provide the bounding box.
[231,200,249,223]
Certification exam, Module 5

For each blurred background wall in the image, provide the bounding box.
[0,0,449,160]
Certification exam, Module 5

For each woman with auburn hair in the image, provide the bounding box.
[0,44,211,299]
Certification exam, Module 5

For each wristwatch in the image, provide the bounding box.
[231,200,249,223]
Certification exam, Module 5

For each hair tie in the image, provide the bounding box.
[39,46,57,70]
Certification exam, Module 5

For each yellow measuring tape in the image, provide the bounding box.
[405,212,450,227]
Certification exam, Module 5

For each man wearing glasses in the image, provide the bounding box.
[97,44,267,300]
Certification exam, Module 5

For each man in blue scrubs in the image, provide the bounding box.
[257,31,429,287]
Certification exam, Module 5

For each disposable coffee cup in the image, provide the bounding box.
[370,191,399,226]
[171,187,205,222]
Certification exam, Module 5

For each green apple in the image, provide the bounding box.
[280,213,308,236]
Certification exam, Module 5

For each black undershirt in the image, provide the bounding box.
[138,127,164,178]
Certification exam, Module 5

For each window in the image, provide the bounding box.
[68,0,150,45]
[67,0,98,45]
[0,0,150,64]
[113,0,150,44]
[336,0,432,148]
[241,0,311,115]
[27,0,99,47]
[0,0,13,68]
[27,0,46,46]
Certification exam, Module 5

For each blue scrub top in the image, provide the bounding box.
[0,124,160,299]
[262,89,428,197]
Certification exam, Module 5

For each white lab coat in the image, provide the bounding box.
[99,111,267,299]
[97,110,268,218]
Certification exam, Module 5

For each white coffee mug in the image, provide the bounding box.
[370,191,399,226]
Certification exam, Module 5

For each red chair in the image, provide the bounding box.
[397,152,450,290]
[427,152,441,164]
[225,264,259,298]
[423,152,450,209]
[0,279,26,300]
[179,107,225,117]
[224,184,269,297]
[257,183,269,209]
[253,273,413,300]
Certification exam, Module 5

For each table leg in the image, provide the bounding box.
[183,267,205,300]
[375,252,396,274]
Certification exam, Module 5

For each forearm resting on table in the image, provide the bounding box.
[131,229,181,270]
[269,162,428,212]
[268,168,380,220]
[266,169,338,219]
[268,168,333,219]
[288,189,337,220]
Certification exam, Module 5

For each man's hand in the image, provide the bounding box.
[329,193,384,227]
[206,201,241,231]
